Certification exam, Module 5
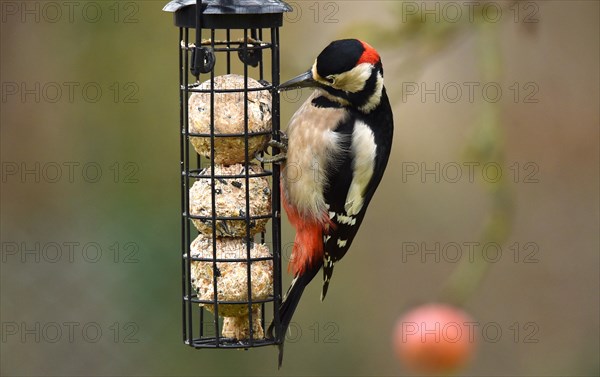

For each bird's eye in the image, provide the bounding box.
[325,75,336,84]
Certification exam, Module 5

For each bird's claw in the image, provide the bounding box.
[276,130,289,147]
[255,131,288,164]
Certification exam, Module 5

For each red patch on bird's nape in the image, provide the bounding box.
[357,40,380,65]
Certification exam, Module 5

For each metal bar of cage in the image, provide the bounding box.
[270,25,283,346]
[188,169,273,179]
[258,26,266,250]
[180,41,273,51]
[186,86,274,93]
[179,26,187,344]
[208,25,221,346]
[183,26,194,345]
[242,27,255,346]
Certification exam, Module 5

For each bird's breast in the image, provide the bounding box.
[283,92,349,221]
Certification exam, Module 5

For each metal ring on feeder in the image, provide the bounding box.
[192,46,216,75]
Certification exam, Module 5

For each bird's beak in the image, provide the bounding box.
[278,70,319,92]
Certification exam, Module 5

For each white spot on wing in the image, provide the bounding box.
[337,239,347,248]
[345,120,376,216]
[336,213,356,226]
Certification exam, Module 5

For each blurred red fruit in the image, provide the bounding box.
[393,303,476,373]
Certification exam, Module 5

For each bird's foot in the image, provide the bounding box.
[255,131,288,164]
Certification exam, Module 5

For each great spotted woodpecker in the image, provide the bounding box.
[267,39,394,365]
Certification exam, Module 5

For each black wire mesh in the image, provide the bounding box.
[176,5,284,349]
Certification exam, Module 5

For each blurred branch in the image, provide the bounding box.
[441,20,515,307]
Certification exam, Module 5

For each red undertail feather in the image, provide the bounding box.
[281,188,329,276]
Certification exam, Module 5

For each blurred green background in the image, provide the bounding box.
[1,0,598,375]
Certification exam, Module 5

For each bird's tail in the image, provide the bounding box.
[268,264,320,368]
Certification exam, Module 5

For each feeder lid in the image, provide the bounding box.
[163,0,292,14]
[164,0,291,28]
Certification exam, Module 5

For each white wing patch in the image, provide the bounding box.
[344,120,377,216]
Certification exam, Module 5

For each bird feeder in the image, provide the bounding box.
[163,0,291,349]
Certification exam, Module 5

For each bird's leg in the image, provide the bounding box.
[255,130,288,164]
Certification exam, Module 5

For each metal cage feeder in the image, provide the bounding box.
[163,0,291,349]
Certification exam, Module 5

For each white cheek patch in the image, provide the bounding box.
[360,72,383,113]
[333,63,372,93]
[344,120,376,216]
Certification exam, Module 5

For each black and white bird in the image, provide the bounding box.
[268,39,394,366]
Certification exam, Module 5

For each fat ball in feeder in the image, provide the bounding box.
[190,234,273,339]
[188,74,272,165]
[189,163,272,237]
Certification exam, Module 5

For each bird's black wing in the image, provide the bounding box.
[321,89,394,299]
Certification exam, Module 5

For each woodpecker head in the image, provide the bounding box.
[279,39,385,113]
